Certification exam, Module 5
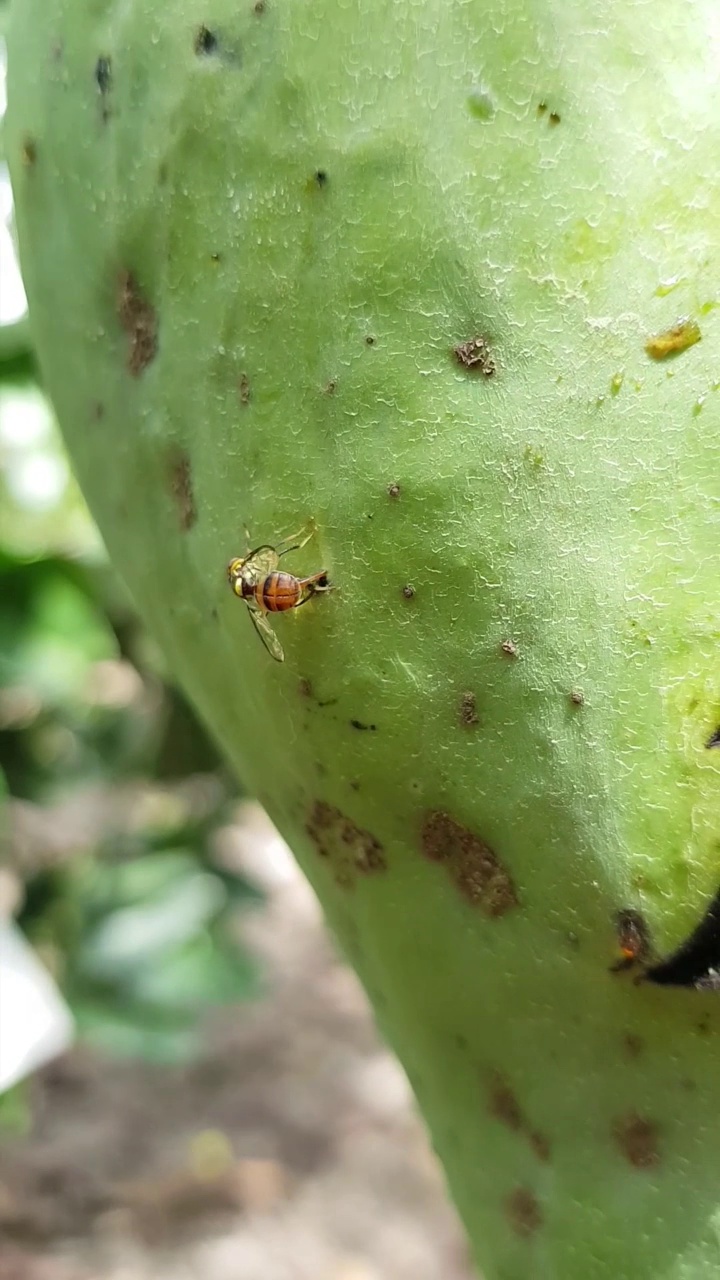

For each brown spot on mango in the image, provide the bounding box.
[166,446,196,531]
[454,335,495,376]
[486,1070,550,1162]
[422,812,518,915]
[117,271,157,376]
[306,800,386,887]
[645,317,701,360]
[459,691,479,727]
[613,1114,661,1169]
[505,1187,542,1239]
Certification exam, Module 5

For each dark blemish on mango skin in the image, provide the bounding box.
[299,678,338,708]
[613,1114,661,1169]
[500,638,518,658]
[117,271,158,376]
[505,1187,543,1239]
[166,446,196,532]
[459,691,479,727]
[401,584,415,600]
[21,137,38,167]
[537,101,560,124]
[238,373,251,405]
[645,887,720,987]
[95,56,112,122]
[454,335,496,376]
[622,1033,645,1060]
[194,25,219,55]
[306,800,386,885]
[95,56,112,95]
[486,1071,550,1163]
[706,727,720,749]
[611,908,652,973]
[254,0,266,12]
[422,811,518,916]
[387,482,401,499]
[314,169,328,187]
[569,689,584,706]
[365,334,376,346]
[350,718,377,732]
[645,317,701,360]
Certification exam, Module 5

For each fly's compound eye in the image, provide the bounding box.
[227,558,245,593]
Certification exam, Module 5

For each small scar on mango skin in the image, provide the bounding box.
[387,482,401,498]
[91,401,105,422]
[611,908,652,973]
[459,691,479,727]
[454,335,496,376]
[645,317,701,360]
[117,271,158,376]
[422,811,518,916]
[402,584,415,599]
[21,137,38,167]
[95,55,112,94]
[254,0,266,13]
[537,102,560,124]
[238,374,251,405]
[486,1071,550,1163]
[299,678,338,708]
[622,1033,645,1059]
[324,379,337,395]
[613,1114,661,1169]
[569,689,584,706]
[350,719,377,732]
[314,169,328,187]
[166,446,196,532]
[194,25,219,55]
[505,1188,543,1239]
[501,639,518,657]
[365,334,375,346]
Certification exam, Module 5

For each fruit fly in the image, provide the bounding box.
[227,523,331,663]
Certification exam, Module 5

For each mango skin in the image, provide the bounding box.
[6,0,720,1274]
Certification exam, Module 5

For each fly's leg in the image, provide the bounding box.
[276,519,317,559]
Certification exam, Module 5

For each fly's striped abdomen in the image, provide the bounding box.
[254,572,303,613]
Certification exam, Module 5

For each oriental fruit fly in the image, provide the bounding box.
[227,523,331,662]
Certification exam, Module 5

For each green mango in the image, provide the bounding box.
[6,0,720,1274]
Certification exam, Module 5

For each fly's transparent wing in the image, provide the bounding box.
[248,604,285,662]
[241,545,279,586]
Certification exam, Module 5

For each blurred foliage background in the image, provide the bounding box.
[0,17,263,1122]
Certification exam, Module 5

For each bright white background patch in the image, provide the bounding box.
[0,919,74,1093]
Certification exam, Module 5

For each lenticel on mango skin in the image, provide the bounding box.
[6,0,720,1274]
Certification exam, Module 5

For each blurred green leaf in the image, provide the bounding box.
[131,931,258,1011]
[79,870,227,980]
